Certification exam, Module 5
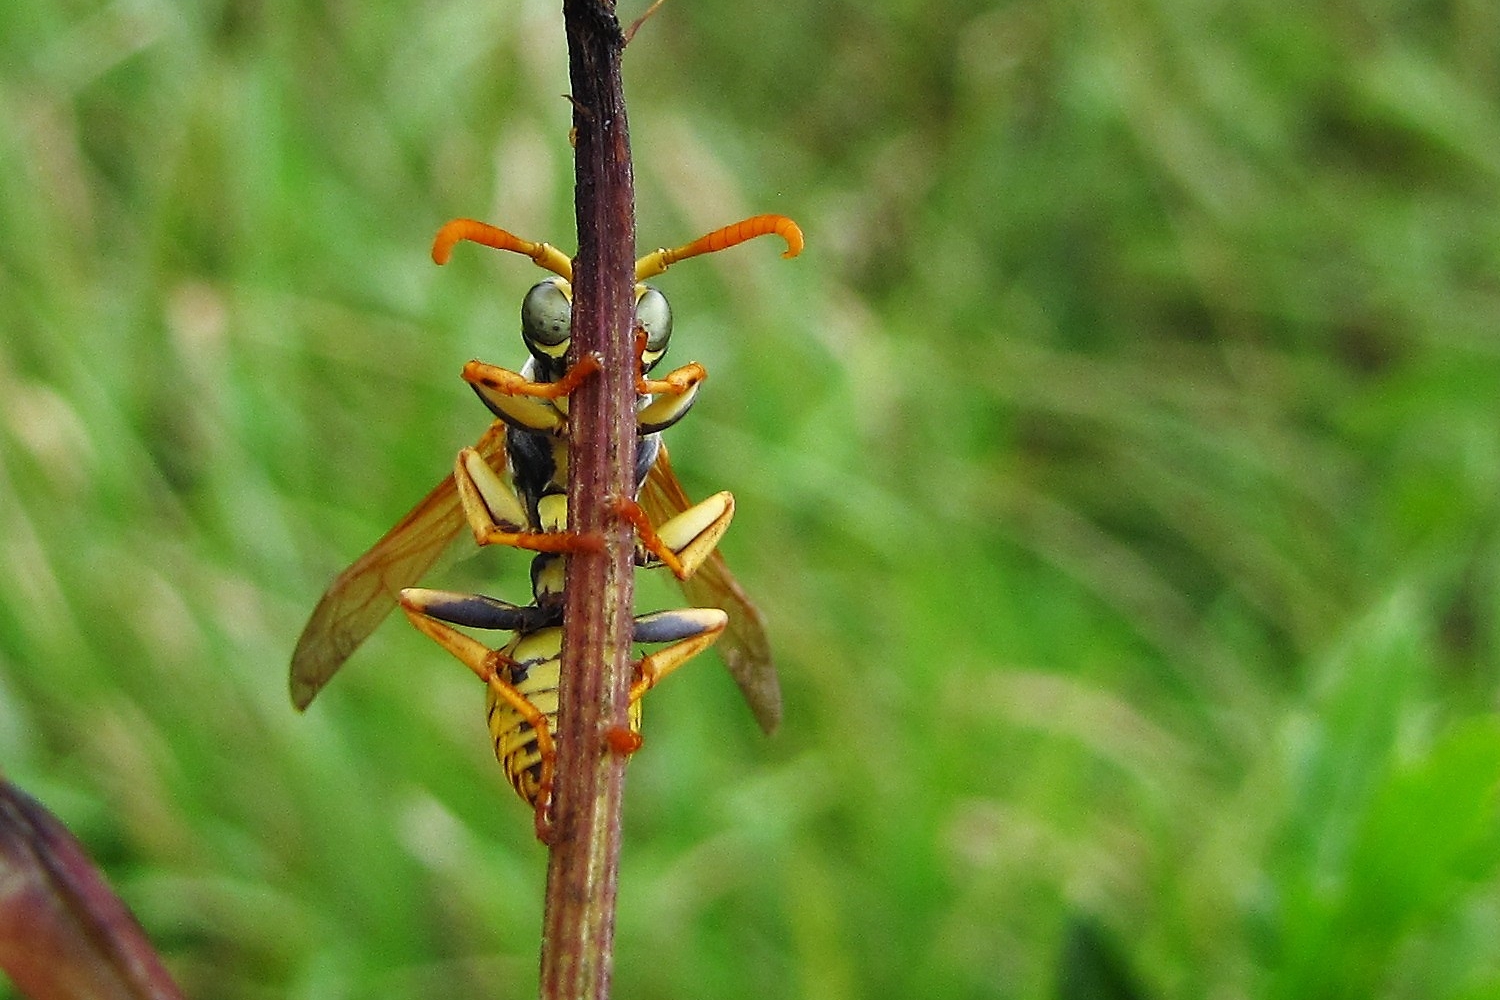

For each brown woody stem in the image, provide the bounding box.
[538,2,637,999]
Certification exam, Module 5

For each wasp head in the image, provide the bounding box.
[519,277,672,380]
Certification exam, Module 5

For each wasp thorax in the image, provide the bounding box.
[635,285,673,355]
[521,278,572,353]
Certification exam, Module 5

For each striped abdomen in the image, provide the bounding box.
[487,626,643,806]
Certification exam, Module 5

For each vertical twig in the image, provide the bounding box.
[540,1,636,999]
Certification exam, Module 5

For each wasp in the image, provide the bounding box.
[289,215,802,832]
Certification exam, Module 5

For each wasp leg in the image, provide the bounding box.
[455,449,605,555]
[464,353,601,404]
[399,588,559,633]
[462,354,601,435]
[604,727,645,756]
[637,360,705,398]
[400,590,520,676]
[629,607,728,701]
[486,678,559,844]
[398,593,560,842]
[651,490,734,579]
[637,362,706,434]
[610,491,734,580]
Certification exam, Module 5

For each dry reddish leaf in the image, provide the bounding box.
[0,780,184,1000]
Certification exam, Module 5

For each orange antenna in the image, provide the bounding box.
[635,215,803,280]
[432,219,574,281]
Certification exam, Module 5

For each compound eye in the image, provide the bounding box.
[521,278,572,350]
[635,286,672,354]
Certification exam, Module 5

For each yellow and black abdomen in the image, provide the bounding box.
[487,626,643,807]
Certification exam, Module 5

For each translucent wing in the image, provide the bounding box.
[641,443,782,733]
[289,421,509,709]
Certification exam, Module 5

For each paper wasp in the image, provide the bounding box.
[289,214,802,830]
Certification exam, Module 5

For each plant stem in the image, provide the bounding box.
[538,1,636,999]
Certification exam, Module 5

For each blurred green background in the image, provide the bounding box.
[5,0,1500,997]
